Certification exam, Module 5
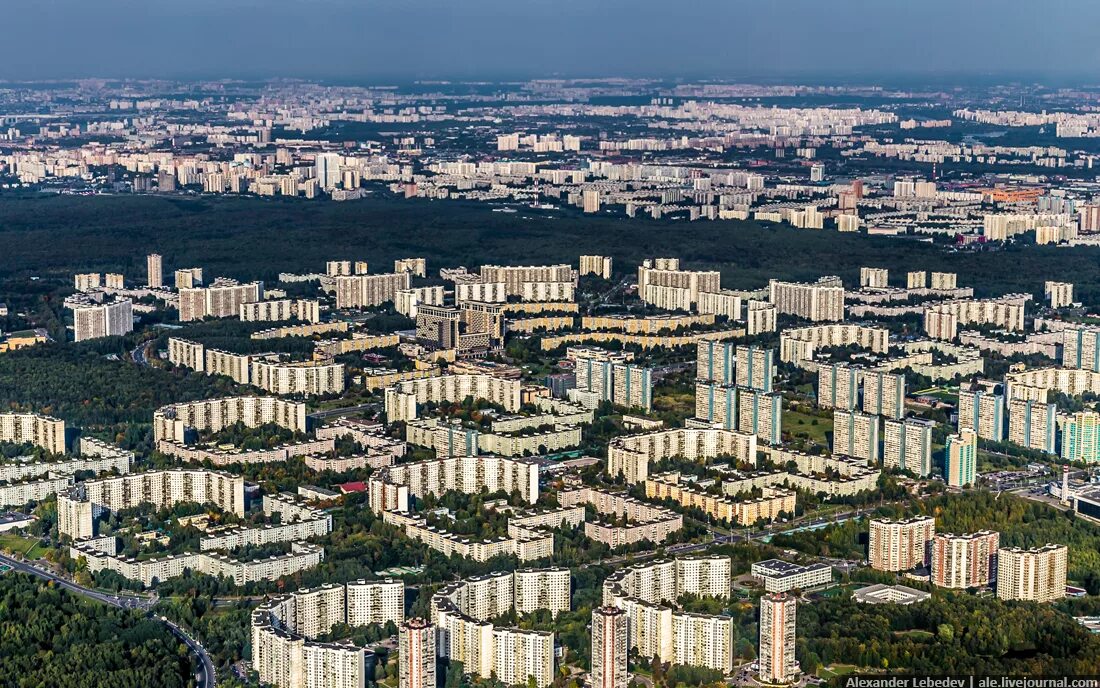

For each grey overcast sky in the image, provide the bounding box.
[3,0,1098,82]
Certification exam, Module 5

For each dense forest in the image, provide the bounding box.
[0,572,193,688]
[0,193,1096,301]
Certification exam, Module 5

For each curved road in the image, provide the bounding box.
[0,552,215,687]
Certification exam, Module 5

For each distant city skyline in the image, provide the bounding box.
[4,0,1100,82]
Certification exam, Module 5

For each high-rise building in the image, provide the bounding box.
[832,409,880,463]
[335,272,411,309]
[758,593,798,684]
[868,517,935,572]
[735,345,775,392]
[315,152,343,190]
[73,299,134,342]
[859,267,888,289]
[583,188,601,213]
[945,429,977,487]
[958,387,1005,442]
[768,277,844,322]
[907,271,927,289]
[817,363,860,411]
[1061,411,1100,463]
[179,279,263,322]
[146,253,163,288]
[1045,281,1074,309]
[399,618,436,688]
[996,545,1067,603]
[883,418,933,476]
[1008,399,1057,454]
[1062,326,1100,372]
[861,371,905,420]
[932,531,999,589]
[174,267,204,289]
[580,255,613,280]
[591,606,629,688]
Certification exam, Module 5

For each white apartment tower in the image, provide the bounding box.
[146,253,163,288]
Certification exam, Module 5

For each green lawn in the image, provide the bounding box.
[818,663,858,678]
[0,534,46,558]
[782,407,832,445]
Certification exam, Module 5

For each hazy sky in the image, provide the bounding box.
[4,0,1099,82]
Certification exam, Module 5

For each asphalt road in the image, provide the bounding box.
[307,403,379,420]
[0,552,215,687]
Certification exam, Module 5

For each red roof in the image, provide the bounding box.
[337,481,367,494]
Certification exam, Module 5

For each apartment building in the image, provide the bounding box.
[252,359,345,396]
[696,340,737,385]
[747,300,778,335]
[645,474,794,526]
[996,545,1067,603]
[368,454,540,511]
[173,267,203,289]
[930,272,957,290]
[252,580,404,688]
[768,277,844,322]
[579,255,613,280]
[394,257,427,277]
[152,396,307,442]
[1045,281,1074,309]
[479,264,574,296]
[431,571,560,687]
[600,556,735,672]
[558,487,683,547]
[883,418,933,476]
[932,531,999,589]
[240,299,320,323]
[817,363,860,411]
[694,381,782,443]
[832,409,881,463]
[0,477,73,510]
[637,265,721,308]
[168,337,205,372]
[179,279,263,321]
[59,468,247,538]
[73,298,133,342]
[1060,411,1100,463]
[334,272,411,308]
[399,618,435,688]
[759,593,798,684]
[591,607,629,688]
[395,286,445,319]
[146,253,163,288]
[861,370,905,420]
[1008,399,1057,454]
[384,373,521,421]
[75,540,324,588]
[780,323,889,364]
[907,271,927,289]
[573,352,653,411]
[454,281,506,304]
[750,559,832,593]
[607,427,756,484]
[860,267,888,289]
[1062,326,1100,372]
[74,272,101,292]
[206,348,252,384]
[945,429,977,487]
[0,413,66,454]
[923,295,1028,340]
[868,517,935,572]
[958,387,1006,441]
[734,345,775,392]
